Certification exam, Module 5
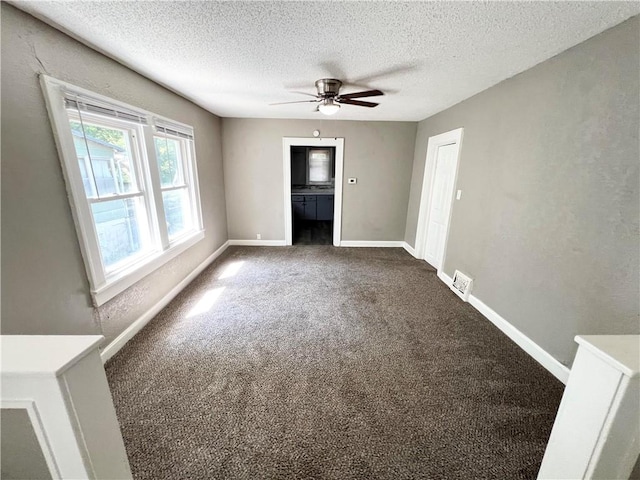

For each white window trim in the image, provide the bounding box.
[92,230,204,305]
[40,75,204,306]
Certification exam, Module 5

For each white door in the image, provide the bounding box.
[424,143,458,269]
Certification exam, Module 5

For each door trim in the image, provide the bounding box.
[283,137,344,246]
[415,128,464,271]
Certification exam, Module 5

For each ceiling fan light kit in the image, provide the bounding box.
[271,78,384,116]
[318,98,340,115]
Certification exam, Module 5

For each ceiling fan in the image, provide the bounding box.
[271,79,383,115]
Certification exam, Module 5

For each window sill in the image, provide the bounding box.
[91,229,205,306]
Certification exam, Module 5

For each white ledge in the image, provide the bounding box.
[575,335,639,378]
[1,335,104,377]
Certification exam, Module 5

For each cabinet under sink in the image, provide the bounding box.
[292,194,334,221]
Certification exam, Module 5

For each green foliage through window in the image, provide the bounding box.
[70,121,125,148]
[154,137,182,187]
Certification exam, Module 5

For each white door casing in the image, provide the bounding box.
[415,128,463,271]
[282,137,344,246]
[424,143,457,268]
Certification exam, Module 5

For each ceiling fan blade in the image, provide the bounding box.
[338,89,384,100]
[337,98,379,108]
[290,91,319,98]
[269,99,319,105]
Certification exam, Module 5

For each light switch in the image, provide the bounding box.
[456,190,462,200]
[348,178,357,184]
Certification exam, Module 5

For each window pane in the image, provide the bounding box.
[162,189,192,239]
[154,137,185,187]
[91,197,150,269]
[309,150,330,183]
[69,120,139,197]
[77,157,95,197]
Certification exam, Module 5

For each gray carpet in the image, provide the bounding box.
[105,246,564,479]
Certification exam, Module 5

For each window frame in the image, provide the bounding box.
[153,132,199,241]
[40,75,204,306]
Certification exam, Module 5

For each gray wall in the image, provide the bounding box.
[222,119,416,241]
[405,17,640,366]
[1,409,52,480]
[1,4,228,345]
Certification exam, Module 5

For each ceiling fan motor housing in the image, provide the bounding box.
[316,79,342,97]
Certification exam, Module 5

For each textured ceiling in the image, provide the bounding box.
[12,1,640,121]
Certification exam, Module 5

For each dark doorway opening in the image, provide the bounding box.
[293,220,333,245]
[291,146,336,245]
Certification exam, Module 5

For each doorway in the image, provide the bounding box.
[283,137,344,246]
[415,128,463,271]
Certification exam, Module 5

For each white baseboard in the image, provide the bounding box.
[340,241,405,248]
[469,295,570,384]
[229,239,408,248]
[438,271,454,285]
[437,270,570,384]
[402,242,417,257]
[228,239,286,246]
[100,240,230,363]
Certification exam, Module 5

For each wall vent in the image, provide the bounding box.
[451,270,473,302]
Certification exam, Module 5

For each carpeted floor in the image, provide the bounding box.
[105,246,564,480]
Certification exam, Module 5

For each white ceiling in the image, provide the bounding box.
[12,1,640,121]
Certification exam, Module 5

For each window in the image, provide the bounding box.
[41,76,204,306]
[153,135,194,239]
[308,148,332,184]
